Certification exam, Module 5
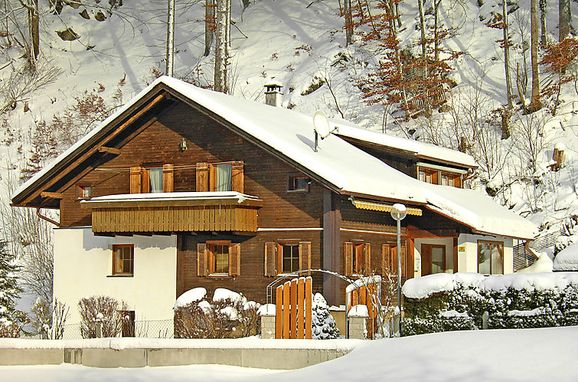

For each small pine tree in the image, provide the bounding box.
[0,240,25,337]
[311,293,340,340]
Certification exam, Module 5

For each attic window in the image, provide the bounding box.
[288,176,310,192]
[77,185,93,200]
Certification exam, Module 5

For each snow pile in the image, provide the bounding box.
[516,253,553,273]
[174,288,207,309]
[311,294,340,340]
[402,272,578,335]
[553,243,578,271]
[347,305,368,318]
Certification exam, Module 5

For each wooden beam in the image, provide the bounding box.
[40,191,63,199]
[98,146,121,155]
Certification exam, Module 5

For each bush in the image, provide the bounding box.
[402,273,578,336]
[78,296,127,338]
[174,289,260,339]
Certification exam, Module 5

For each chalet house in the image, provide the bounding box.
[12,76,536,334]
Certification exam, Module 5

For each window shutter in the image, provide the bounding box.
[229,243,241,276]
[231,161,244,193]
[299,241,311,275]
[163,164,174,192]
[344,242,353,276]
[264,242,277,276]
[141,168,150,193]
[391,245,406,278]
[129,167,142,193]
[196,163,209,192]
[276,243,283,275]
[381,244,391,275]
[197,243,208,276]
[363,243,371,275]
[209,164,217,192]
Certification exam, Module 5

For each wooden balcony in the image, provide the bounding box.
[81,192,262,234]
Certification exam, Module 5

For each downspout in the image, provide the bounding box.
[36,207,60,227]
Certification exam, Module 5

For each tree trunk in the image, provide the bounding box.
[27,0,39,69]
[434,0,440,62]
[165,0,175,76]
[539,0,547,46]
[559,0,571,42]
[213,0,230,93]
[529,0,542,112]
[502,0,513,109]
[344,0,353,46]
[417,0,430,114]
[204,0,215,57]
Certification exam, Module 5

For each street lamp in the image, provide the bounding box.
[390,203,407,337]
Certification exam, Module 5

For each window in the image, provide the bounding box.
[77,185,93,199]
[214,163,232,191]
[282,243,300,273]
[130,164,173,193]
[288,176,310,192]
[196,161,244,193]
[197,241,241,277]
[344,242,370,276]
[119,310,135,337]
[112,245,134,276]
[418,166,462,188]
[421,244,446,276]
[477,240,504,275]
[418,169,438,184]
[382,242,407,278]
[264,241,312,276]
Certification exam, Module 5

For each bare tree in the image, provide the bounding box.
[529,0,542,112]
[559,0,571,42]
[165,0,175,76]
[213,0,230,93]
[344,0,353,45]
[539,0,547,46]
[204,0,215,56]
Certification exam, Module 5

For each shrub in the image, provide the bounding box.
[402,273,578,336]
[78,296,127,338]
[174,289,260,339]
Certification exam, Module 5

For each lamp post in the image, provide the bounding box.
[390,203,407,337]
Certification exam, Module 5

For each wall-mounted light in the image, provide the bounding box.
[179,138,188,152]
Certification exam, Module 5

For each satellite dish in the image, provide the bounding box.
[313,111,331,139]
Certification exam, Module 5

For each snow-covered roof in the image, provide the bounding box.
[332,119,478,168]
[553,244,578,271]
[13,76,536,239]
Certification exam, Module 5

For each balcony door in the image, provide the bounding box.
[421,244,446,276]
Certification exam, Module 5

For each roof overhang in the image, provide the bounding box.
[351,198,423,216]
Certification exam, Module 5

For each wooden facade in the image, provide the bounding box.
[14,85,483,305]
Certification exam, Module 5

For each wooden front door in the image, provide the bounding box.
[421,244,446,276]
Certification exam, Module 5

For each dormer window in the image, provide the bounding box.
[417,163,464,188]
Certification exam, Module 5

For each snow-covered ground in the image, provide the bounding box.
[2,327,577,382]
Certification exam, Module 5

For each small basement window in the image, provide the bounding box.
[288,176,310,192]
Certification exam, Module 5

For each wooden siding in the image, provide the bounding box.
[91,204,259,233]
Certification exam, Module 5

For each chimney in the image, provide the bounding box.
[264,82,282,107]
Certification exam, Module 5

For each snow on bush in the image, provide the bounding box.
[311,293,340,340]
[402,273,578,336]
[553,243,578,271]
[174,288,260,339]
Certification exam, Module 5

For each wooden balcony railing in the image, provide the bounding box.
[81,192,262,234]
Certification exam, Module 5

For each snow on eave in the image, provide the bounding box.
[82,191,261,204]
[11,78,169,204]
[331,119,477,169]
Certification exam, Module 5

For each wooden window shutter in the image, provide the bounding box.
[264,242,277,276]
[129,166,142,193]
[381,244,391,275]
[228,243,241,276]
[196,163,209,192]
[276,243,283,275]
[141,168,150,193]
[344,242,353,276]
[299,241,312,275]
[363,243,371,275]
[231,161,244,193]
[163,164,174,192]
[209,164,217,192]
[197,243,208,276]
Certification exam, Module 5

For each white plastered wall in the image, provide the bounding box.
[413,237,455,277]
[457,233,514,274]
[53,227,177,334]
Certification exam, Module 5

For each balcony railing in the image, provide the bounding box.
[81,192,262,234]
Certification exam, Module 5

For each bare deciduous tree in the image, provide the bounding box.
[529,0,542,112]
